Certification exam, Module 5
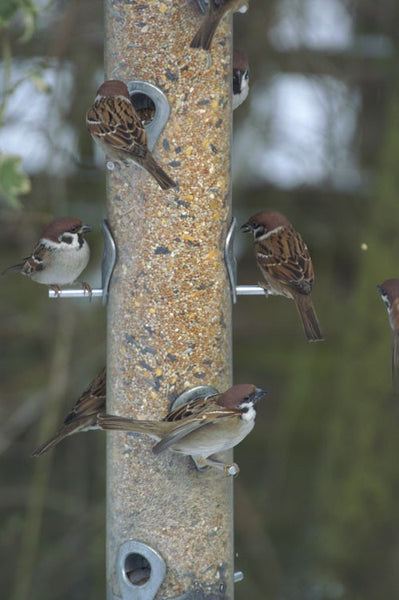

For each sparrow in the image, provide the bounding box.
[190,0,249,51]
[241,210,324,342]
[86,80,177,190]
[377,279,399,394]
[233,49,249,110]
[3,216,92,296]
[98,384,267,476]
[32,367,106,456]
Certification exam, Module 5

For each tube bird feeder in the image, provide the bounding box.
[105,1,235,599]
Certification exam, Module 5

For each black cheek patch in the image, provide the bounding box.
[61,235,73,244]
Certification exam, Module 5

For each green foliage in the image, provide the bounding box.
[0,0,38,42]
[0,154,31,208]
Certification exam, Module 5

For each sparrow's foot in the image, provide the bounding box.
[49,284,62,297]
[80,281,92,300]
[192,455,240,477]
[257,281,270,297]
[191,456,209,472]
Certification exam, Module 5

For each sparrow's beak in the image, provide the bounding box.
[253,388,268,404]
[376,285,382,294]
[240,222,252,234]
[79,224,92,235]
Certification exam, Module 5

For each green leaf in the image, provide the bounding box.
[0,0,38,42]
[0,154,31,208]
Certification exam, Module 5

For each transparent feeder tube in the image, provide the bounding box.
[105,2,234,599]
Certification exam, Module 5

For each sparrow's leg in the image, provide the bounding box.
[191,455,240,477]
[49,284,62,297]
[257,281,270,297]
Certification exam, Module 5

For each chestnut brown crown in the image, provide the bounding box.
[377,279,399,302]
[233,48,249,71]
[96,80,130,99]
[216,384,267,410]
[40,217,89,243]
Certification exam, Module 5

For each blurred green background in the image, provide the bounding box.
[2,1,399,599]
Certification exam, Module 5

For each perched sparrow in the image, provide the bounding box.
[190,0,249,51]
[86,80,177,190]
[241,210,324,342]
[3,216,91,296]
[98,384,266,476]
[233,49,249,110]
[32,367,106,456]
[377,279,399,394]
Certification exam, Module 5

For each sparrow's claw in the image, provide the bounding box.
[81,281,92,300]
[49,284,62,297]
[257,281,270,296]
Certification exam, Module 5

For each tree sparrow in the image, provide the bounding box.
[32,367,106,456]
[377,279,399,394]
[233,49,249,110]
[241,210,324,342]
[190,0,249,51]
[3,216,92,296]
[98,384,267,476]
[86,80,177,190]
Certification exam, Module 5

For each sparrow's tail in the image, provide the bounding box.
[190,16,221,51]
[98,414,166,438]
[32,419,96,457]
[2,263,23,275]
[144,153,177,190]
[32,428,70,457]
[391,330,399,394]
[295,294,324,342]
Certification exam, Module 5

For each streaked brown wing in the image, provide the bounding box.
[152,419,207,454]
[164,396,210,422]
[258,227,314,294]
[164,393,228,422]
[88,97,147,159]
[64,367,106,425]
[153,408,237,455]
[21,243,53,275]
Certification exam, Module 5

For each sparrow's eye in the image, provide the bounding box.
[69,226,79,233]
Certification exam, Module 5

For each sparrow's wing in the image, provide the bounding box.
[258,227,314,294]
[32,368,106,457]
[87,97,148,159]
[64,367,106,425]
[163,394,220,422]
[154,399,238,455]
[2,242,52,276]
[152,419,208,455]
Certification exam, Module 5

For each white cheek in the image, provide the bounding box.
[241,405,256,423]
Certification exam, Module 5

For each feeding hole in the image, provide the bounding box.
[124,552,151,586]
[130,92,156,126]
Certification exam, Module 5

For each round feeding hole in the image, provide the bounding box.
[130,92,156,125]
[124,552,151,586]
